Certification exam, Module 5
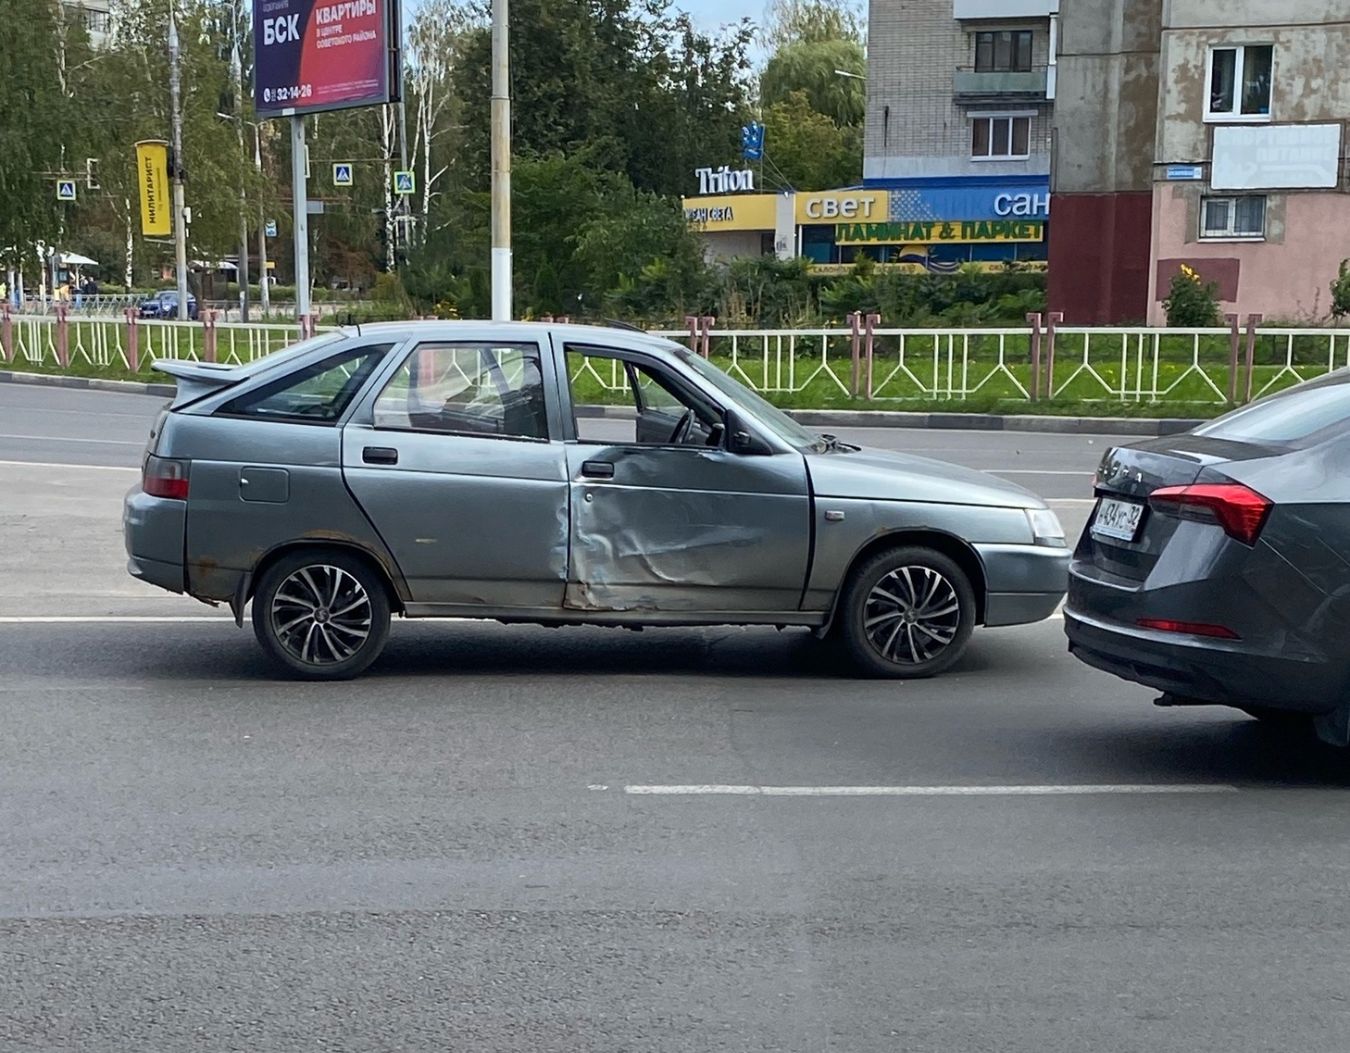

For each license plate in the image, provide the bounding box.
[1091,497,1145,542]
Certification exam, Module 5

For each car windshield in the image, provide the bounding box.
[1194,372,1350,445]
[673,347,822,450]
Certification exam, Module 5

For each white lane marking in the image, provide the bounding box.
[0,459,137,472]
[992,470,1092,476]
[619,784,1238,796]
[0,432,143,446]
[0,616,230,623]
[1048,498,1096,506]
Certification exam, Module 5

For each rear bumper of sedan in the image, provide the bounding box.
[124,487,186,595]
[1064,606,1342,715]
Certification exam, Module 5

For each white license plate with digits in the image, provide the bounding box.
[1091,497,1145,542]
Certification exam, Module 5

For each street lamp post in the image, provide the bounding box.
[168,7,190,321]
[490,0,511,321]
[218,111,271,316]
[231,41,251,321]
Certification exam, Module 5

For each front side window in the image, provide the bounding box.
[974,30,1033,73]
[566,347,721,447]
[373,342,548,440]
[1207,45,1273,119]
[972,115,1031,159]
[219,344,391,423]
[1200,195,1266,239]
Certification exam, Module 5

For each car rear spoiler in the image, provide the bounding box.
[154,359,244,408]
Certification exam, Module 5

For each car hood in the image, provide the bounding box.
[805,445,1046,509]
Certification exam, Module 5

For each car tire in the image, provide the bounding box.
[1239,706,1311,726]
[836,545,976,679]
[251,549,391,680]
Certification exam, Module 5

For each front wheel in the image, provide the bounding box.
[252,550,391,680]
[836,546,976,678]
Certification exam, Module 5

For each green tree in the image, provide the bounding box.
[763,0,864,50]
[760,37,866,126]
[762,91,861,189]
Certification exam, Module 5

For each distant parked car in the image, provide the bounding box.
[125,322,1068,680]
[139,290,198,320]
[1065,369,1350,744]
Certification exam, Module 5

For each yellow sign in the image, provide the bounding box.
[836,219,1045,245]
[681,194,778,231]
[795,189,888,225]
[136,140,171,237]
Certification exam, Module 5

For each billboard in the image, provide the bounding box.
[135,141,172,237]
[1211,124,1341,190]
[254,0,400,116]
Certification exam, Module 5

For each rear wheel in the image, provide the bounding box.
[836,546,976,678]
[252,550,391,680]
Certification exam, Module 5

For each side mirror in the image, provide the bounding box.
[725,410,771,455]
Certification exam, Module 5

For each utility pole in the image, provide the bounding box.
[232,38,251,321]
[397,97,410,262]
[490,0,511,321]
[168,7,189,321]
[291,116,311,326]
[256,124,269,314]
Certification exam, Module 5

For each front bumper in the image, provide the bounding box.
[974,542,1069,627]
[1065,606,1342,715]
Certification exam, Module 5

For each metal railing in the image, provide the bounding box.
[4,307,1348,407]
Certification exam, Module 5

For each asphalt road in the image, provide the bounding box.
[3,381,1350,1053]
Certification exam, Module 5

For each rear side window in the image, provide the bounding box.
[219,344,391,423]
[1195,378,1350,445]
[372,342,549,440]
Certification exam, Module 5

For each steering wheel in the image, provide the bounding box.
[669,409,696,445]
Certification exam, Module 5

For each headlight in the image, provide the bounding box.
[1026,507,1066,548]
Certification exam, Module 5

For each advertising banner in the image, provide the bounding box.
[135,140,172,237]
[835,219,1045,245]
[682,194,778,231]
[254,0,399,116]
[886,182,1049,222]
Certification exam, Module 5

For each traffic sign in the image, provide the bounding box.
[393,170,415,195]
[333,162,353,187]
[265,219,278,238]
[56,180,77,202]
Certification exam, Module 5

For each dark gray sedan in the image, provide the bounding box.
[1065,370,1350,744]
[125,322,1068,679]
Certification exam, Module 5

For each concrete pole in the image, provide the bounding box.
[232,41,251,321]
[168,8,189,320]
[397,97,410,260]
[490,0,511,321]
[256,124,270,313]
[291,116,311,326]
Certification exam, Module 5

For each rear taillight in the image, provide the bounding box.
[1149,482,1271,545]
[1137,618,1240,640]
[143,455,190,500]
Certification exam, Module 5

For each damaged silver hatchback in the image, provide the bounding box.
[124,321,1068,679]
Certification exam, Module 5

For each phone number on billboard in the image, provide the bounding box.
[263,85,314,104]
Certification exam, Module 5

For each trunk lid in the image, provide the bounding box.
[1083,434,1280,583]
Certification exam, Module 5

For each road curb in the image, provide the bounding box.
[2,370,1203,435]
[578,404,1202,436]
[0,369,177,398]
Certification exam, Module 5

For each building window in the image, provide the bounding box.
[84,8,109,33]
[971,115,1031,159]
[1206,45,1273,119]
[1200,195,1266,239]
[974,30,1033,73]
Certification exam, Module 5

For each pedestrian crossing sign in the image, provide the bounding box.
[57,180,77,202]
[333,163,353,187]
[393,170,415,195]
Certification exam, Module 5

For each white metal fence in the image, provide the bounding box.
[4,312,1349,406]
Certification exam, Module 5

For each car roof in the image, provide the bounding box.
[335,320,689,362]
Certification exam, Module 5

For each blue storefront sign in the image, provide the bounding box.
[880,181,1051,223]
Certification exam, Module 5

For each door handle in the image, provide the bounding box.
[581,460,615,479]
[363,446,399,465]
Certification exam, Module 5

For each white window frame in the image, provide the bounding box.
[969,111,1035,162]
[1204,44,1274,123]
[1199,194,1267,241]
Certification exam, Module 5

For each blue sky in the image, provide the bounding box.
[677,0,765,31]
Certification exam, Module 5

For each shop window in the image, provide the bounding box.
[974,31,1033,73]
[1206,45,1273,120]
[971,115,1031,159]
[1200,195,1266,239]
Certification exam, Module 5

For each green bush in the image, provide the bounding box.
[1331,259,1350,320]
[1162,266,1221,326]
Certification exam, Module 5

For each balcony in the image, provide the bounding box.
[953,67,1049,104]
[954,0,1057,17]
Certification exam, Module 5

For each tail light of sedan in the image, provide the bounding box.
[143,454,190,500]
[1148,482,1272,546]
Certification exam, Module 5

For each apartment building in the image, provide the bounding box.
[1050,0,1350,323]
[852,0,1059,270]
[63,0,111,47]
